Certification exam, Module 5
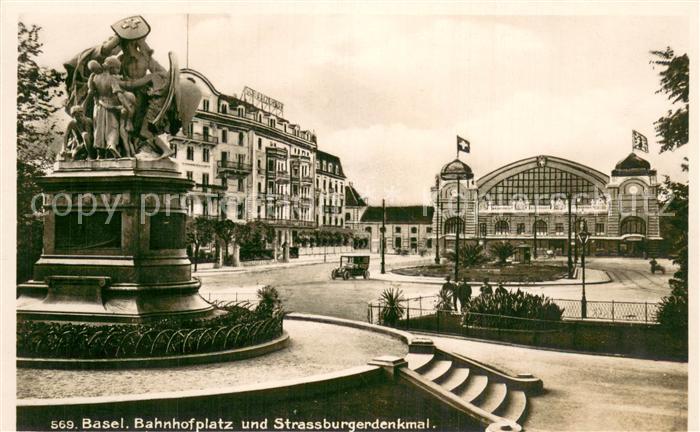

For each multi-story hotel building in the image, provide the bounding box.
[432,152,662,258]
[169,69,320,248]
[315,150,347,228]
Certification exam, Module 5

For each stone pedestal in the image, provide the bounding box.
[16,158,215,323]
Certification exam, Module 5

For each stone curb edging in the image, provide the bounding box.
[17,332,290,370]
[285,312,415,345]
[379,268,612,286]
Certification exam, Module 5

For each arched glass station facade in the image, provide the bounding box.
[433,154,662,258]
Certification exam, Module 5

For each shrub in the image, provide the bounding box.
[435,288,453,312]
[490,241,516,265]
[379,287,405,326]
[255,285,283,318]
[444,244,487,267]
[656,288,688,336]
[465,289,563,322]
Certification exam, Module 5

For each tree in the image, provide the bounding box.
[16,23,64,283]
[213,219,243,266]
[650,47,689,334]
[186,217,215,272]
[490,241,517,265]
[650,47,689,155]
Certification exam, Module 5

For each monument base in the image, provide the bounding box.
[17,158,216,324]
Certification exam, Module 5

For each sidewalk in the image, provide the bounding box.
[192,252,434,277]
[371,266,611,286]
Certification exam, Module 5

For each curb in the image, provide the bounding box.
[374,269,613,287]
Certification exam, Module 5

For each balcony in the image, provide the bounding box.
[266,169,290,183]
[264,193,291,203]
[217,160,252,178]
[478,200,609,214]
[177,132,219,145]
[255,217,317,228]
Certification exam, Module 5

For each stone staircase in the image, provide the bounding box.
[398,339,542,431]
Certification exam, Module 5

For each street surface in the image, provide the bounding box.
[198,255,677,321]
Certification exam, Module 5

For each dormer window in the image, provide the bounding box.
[270,118,276,128]
[202,99,210,111]
[257,113,263,122]
[219,103,228,114]
[237,106,245,116]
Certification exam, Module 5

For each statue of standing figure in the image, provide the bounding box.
[62,15,201,161]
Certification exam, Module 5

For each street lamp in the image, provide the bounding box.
[380,198,386,274]
[577,219,590,319]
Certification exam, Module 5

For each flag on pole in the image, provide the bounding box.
[457,135,470,154]
[632,130,649,153]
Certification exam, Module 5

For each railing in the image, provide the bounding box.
[367,294,659,325]
[184,132,219,144]
[255,217,316,228]
[217,160,252,173]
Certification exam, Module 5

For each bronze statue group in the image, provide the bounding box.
[60,16,200,161]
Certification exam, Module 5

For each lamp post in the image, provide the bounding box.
[380,198,386,274]
[577,219,590,319]
[435,176,441,265]
[567,193,573,279]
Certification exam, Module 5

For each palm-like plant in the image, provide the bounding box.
[379,287,405,326]
[435,288,454,311]
[490,241,516,265]
[255,285,283,318]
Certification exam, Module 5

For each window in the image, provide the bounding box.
[237,179,244,192]
[221,129,228,143]
[186,146,194,161]
[202,99,210,111]
[220,103,228,114]
[186,171,193,180]
[495,220,509,235]
[411,227,418,234]
[238,132,245,146]
[427,239,433,248]
[202,148,210,162]
[394,237,402,248]
[202,126,210,142]
[444,217,463,234]
[202,173,209,185]
[237,202,245,219]
[426,227,433,233]
[595,223,605,235]
[345,212,351,221]
[187,123,194,137]
[258,138,262,149]
[172,143,177,157]
[221,177,227,188]
[270,118,276,128]
[534,220,548,236]
[517,223,526,235]
[620,217,646,235]
[395,227,401,233]
[237,106,245,116]
[479,223,487,237]
[555,223,565,235]
[221,151,229,162]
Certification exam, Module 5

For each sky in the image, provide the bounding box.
[19,7,692,205]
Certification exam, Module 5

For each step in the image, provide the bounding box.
[493,390,528,424]
[435,366,470,392]
[405,353,434,371]
[421,360,453,382]
[472,382,508,414]
[456,374,489,402]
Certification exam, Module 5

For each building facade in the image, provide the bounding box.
[357,206,435,254]
[432,153,662,258]
[169,69,323,248]
[315,150,347,228]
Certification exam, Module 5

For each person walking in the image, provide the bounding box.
[481,278,493,296]
[457,278,472,311]
[496,283,508,296]
[441,276,455,311]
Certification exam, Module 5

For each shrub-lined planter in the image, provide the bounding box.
[17,302,284,363]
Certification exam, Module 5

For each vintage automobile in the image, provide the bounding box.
[331,255,370,280]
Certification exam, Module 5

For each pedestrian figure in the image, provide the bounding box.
[496,283,507,296]
[481,278,493,296]
[649,258,658,274]
[456,278,472,311]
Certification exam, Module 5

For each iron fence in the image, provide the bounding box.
[367,294,659,325]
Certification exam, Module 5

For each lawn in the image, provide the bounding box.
[393,262,568,283]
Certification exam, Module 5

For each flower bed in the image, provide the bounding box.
[17,301,284,360]
[393,263,567,282]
